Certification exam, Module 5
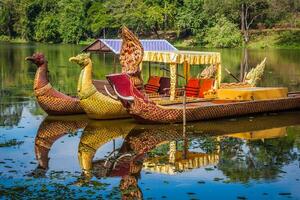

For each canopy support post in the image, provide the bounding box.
[113,54,117,73]
[170,63,177,100]
[214,63,222,89]
[183,61,190,83]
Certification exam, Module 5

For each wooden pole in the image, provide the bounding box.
[113,139,116,156]
[113,54,117,73]
[182,89,187,159]
[224,68,240,82]
[148,61,151,78]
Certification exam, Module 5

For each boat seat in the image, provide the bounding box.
[198,78,215,98]
[145,76,161,94]
[93,80,114,94]
[185,78,200,97]
[158,77,170,94]
[184,78,215,98]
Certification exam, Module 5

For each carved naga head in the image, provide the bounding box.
[25,52,47,66]
[120,26,144,74]
[69,53,91,68]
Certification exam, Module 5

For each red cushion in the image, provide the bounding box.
[185,78,200,97]
[186,78,200,88]
[106,73,145,100]
[147,76,161,87]
[198,79,214,98]
[145,84,159,89]
[186,87,199,92]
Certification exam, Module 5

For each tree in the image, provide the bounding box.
[204,16,242,48]
[0,0,18,38]
[87,1,112,37]
[176,0,209,36]
[35,15,61,43]
[58,0,85,43]
[239,0,268,43]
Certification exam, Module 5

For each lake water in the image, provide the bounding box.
[1,42,300,199]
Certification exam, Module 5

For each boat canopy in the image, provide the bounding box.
[83,39,178,54]
[142,50,222,100]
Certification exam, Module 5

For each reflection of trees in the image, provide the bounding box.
[218,134,298,183]
[0,96,24,127]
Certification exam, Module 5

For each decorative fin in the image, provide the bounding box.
[245,57,267,86]
[119,26,144,88]
[198,64,217,79]
[120,26,144,74]
[104,85,118,100]
[113,85,134,101]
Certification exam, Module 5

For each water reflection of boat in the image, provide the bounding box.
[25,53,85,115]
[33,115,88,176]
[78,119,136,176]
[76,111,300,192]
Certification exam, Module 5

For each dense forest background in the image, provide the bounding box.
[0,0,300,47]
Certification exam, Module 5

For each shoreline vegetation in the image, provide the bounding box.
[1,0,299,49]
[1,29,300,49]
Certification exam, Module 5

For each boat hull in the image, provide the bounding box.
[79,90,129,120]
[35,84,84,115]
[129,95,300,123]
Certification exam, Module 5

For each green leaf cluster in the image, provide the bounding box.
[0,0,299,45]
[203,16,242,48]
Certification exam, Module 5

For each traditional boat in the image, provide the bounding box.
[106,29,300,123]
[108,72,300,123]
[69,53,129,119]
[25,53,85,115]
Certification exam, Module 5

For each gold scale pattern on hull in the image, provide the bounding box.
[35,83,84,115]
[70,53,129,119]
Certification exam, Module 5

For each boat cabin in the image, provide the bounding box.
[141,50,222,102]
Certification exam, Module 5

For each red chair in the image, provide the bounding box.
[185,78,200,97]
[198,78,215,98]
[145,76,161,94]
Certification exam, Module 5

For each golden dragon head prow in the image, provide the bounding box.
[69,53,91,68]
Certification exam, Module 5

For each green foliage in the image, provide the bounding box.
[0,0,298,45]
[0,35,10,41]
[277,31,300,46]
[176,0,211,35]
[203,16,242,48]
[248,30,300,49]
[87,2,112,37]
[58,0,85,43]
[35,15,61,43]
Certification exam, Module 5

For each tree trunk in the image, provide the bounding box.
[240,48,249,81]
[240,3,249,43]
[241,3,245,32]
